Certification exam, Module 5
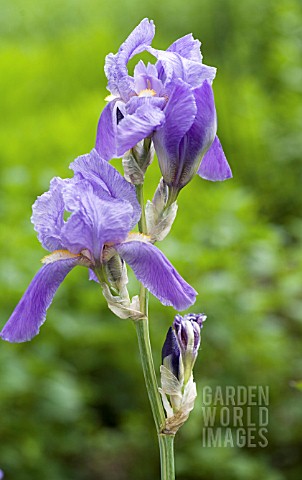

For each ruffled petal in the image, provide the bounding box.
[61,181,133,259]
[153,80,197,185]
[105,18,155,100]
[167,33,202,62]
[197,136,232,181]
[70,149,141,228]
[148,47,216,87]
[116,240,197,310]
[0,258,78,343]
[116,104,165,157]
[31,177,68,251]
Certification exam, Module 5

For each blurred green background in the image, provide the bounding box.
[1,0,302,478]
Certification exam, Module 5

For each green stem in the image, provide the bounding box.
[135,183,147,233]
[159,435,175,480]
[135,318,166,432]
[166,185,180,209]
[135,183,175,479]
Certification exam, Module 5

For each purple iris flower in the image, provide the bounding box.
[1,150,196,343]
[95,18,232,201]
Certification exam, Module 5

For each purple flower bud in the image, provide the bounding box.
[174,313,205,353]
[162,326,181,380]
[162,313,206,383]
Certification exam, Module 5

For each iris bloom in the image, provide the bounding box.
[1,150,196,343]
[96,18,232,201]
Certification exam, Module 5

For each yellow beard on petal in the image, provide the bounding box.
[138,88,156,97]
[41,250,81,264]
[125,232,151,243]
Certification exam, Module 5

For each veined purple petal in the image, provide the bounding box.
[173,80,217,188]
[167,33,202,62]
[116,240,197,310]
[0,258,78,343]
[95,99,120,161]
[134,60,158,78]
[133,60,165,96]
[31,177,68,251]
[116,104,165,157]
[148,47,216,87]
[134,74,165,97]
[198,136,232,181]
[70,149,141,228]
[61,181,133,259]
[126,95,166,115]
[105,18,155,100]
[153,80,197,186]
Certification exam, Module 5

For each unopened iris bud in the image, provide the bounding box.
[160,313,206,434]
[173,313,205,383]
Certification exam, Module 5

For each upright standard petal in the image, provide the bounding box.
[148,47,216,87]
[61,181,133,259]
[0,258,78,343]
[105,18,155,100]
[167,33,202,62]
[116,240,197,310]
[31,177,67,251]
[197,136,232,181]
[70,149,141,228]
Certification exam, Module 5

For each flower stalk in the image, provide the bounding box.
[159,434,175,480]
[135,182,175,480]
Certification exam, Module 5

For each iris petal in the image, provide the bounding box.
[167,33,202,62]
[70,149,141,228]
[116,240,197,310]
[0,258,79,343]
[173,80,217,188]
[105,18,155,100]
[31,177,68,251]
[95,100,119,161]
[116,104,165,157]
[148,47,216,87]
[197,136,232,181]
[62,181,133,259]
[153,80,197,186]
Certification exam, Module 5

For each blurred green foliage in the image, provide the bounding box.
[1,0,302,479]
